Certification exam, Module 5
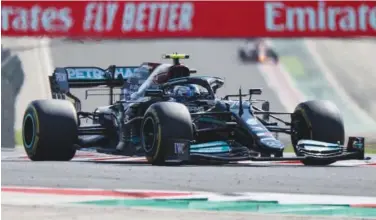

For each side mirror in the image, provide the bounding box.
[189,69,197,74]
[249,88,262,95]
[144,89,164,97]
[262,101,270,121]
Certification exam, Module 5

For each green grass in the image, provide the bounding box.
[14,129,376,154]
[279,56,306,78]
[365,145,376,153]
[15,130,22,145]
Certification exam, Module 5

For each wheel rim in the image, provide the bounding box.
[23,114,35,149]
[142,117,156,153]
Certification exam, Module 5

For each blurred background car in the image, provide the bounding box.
[238,39,279,64]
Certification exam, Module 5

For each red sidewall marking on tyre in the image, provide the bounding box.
[1,187,193,198]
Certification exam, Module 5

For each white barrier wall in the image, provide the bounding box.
[2,38,53,130]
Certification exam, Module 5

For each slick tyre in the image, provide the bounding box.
[239,50,247,61]
[141,102,193,165]
[266,49,279,63]
[291,100,345,166]
[22,99,78,161]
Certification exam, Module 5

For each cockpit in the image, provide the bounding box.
[166,83,211,102]
[127,53,199,100]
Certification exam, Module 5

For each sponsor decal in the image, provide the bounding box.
[66,68,104,80]
[352,138,364,149]
[3,1,373,38]
[174,142,187,155]
[2,2,194,37]
[251,126,265,131]
[246,118,259,125]
[65,67,138,80]
[261,137,283,148]
[191,141,228,149]
[191,146,230,153]
[256,132,272,137]
[264,1,376,35]
[190,141,230,153]
[55,72,67,82]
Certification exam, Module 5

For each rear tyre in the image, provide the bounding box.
[141,102,193,165]
[22,100,78,161]
[291,100,345,166]
[239,50,247,61]
[266,49,279,63]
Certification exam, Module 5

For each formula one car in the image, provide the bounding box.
[238,39,279,64]
[22,53,366,166]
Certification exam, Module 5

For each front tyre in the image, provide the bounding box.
[291,100,345,166]
[22,100,78,161]
[141,102,193,165]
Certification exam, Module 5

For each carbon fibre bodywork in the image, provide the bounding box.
[47,60,367,165]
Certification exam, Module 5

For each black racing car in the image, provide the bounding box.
[238,39,279,64]
[21,53,366,166]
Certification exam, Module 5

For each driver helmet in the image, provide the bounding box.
[173,84,200,100]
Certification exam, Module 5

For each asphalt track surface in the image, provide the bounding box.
[2,40,375,198]
[1,150,376,197]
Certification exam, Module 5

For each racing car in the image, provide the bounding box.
[21,53,366,166]
[238,39,279,64]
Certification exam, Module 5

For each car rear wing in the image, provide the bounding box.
[49,65,139,91]
[49,65,139,110]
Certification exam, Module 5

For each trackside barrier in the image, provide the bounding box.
[1,45,24,148]
[2,1,375,38]
[2,38,54,148]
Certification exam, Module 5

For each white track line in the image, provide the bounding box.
[2,186,376,206]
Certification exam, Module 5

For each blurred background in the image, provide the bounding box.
[2,38,376,149]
